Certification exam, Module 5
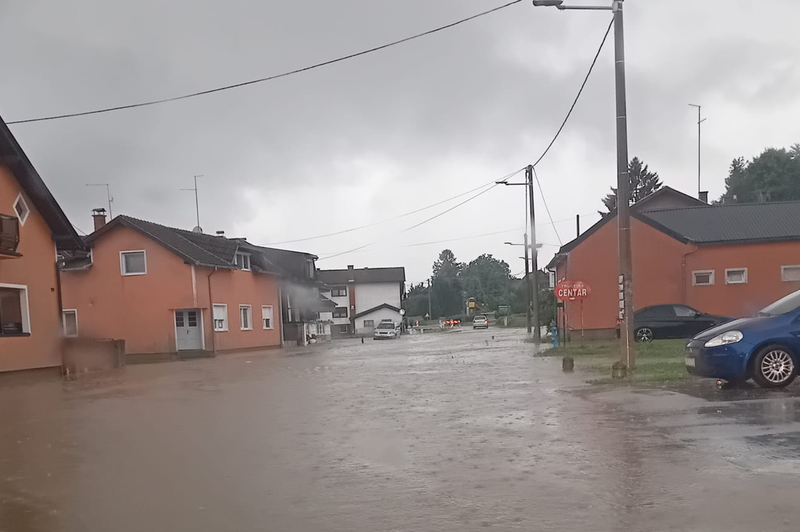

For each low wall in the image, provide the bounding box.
[62,338,125,375]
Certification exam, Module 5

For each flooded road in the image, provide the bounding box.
[3,329,800,531]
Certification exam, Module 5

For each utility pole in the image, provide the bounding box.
[86,183,114,219]
[533,0,635,367]
[526,165,541,341]
[613,0,634,369]
[181,175,204,230]
[688,103,706,198]
[427,278,432,320]
[523,233,532,334]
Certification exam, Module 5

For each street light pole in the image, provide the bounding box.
[532,0,634,368]
[688,103,706,199]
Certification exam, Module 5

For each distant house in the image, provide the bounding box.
[60,212,327,357]
[548,187,800,339]
[318,265,406,336]
[0,115,83,373]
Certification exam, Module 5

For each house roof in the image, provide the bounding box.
[85,215,317,278]
[318,267,406,285]
[634,186,706,212]
[643,201,800,245]
[0,115,83,250]
[548,200,800,269]
[353,303,401,319]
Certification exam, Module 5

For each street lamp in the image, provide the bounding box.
[532,0,634,368]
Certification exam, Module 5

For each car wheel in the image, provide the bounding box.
[635,328,654,343]
[752,345,797,388]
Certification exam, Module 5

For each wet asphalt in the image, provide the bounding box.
[3,329,800,531]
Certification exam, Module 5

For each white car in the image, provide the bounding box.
[472,315,489,329]
[373,321,400,340]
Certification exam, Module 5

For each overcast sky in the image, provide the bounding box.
[3,0,799,284]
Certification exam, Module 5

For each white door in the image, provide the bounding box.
[175,309,203,351]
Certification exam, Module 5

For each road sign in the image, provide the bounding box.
[555,280,592,302]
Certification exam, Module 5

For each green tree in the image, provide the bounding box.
[719,146,800,203]
[432,249,463,279]
[460,254,511,311]
[602,157,663,212]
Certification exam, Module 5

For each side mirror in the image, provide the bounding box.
[695,312,702,318]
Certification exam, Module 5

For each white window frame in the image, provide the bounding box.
[725,268,748,285]
[692,270,715,286]
[781,265,800,283]
[363,319,375,328]
[235,252,251,271]
[240,304,253,331]
[261,305,274,330]
[120,250,147,276]
[212,304,228,332]
[13,193,30,226]
[0,283,31,334]
[62,309,79,337]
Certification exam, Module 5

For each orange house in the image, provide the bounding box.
[0,116,83,372]
[61,214,293,358]
[549,188,800,339]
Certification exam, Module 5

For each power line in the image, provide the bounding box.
[532,17,614,167]
[401,169,522,233]
[7,1,523,125]
[317,227,524,259]
[268,168,523,245]
[532,166,562,245]
[317,168,523,260]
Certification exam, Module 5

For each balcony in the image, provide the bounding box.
[0,214,21,259]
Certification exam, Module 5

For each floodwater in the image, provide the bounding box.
[3,329,800,531]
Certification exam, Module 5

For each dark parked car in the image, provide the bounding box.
[686,289,800,388]
[632,305,732,342]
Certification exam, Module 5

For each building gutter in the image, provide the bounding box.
[207,267,218,353]
[681,243,701,304]
[277,283,285,348]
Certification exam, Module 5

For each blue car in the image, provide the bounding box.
[685,289,800,388]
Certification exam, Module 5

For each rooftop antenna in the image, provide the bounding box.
[181,174,204,232]
[86,183,113,218]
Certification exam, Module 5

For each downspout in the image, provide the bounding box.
[277,283,286,348]
[207,267,218,353]
[681,244,700,305]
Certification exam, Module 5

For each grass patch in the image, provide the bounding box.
[544,339,689,385]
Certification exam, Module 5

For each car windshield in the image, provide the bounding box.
[758,289,800,316]
[376,323,394,329]
[474,316,486,320]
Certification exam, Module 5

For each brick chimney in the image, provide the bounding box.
[699,191,709,204]
[92,208,107,231]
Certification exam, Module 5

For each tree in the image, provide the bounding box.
[718,146,800,204]
[432,249,463,279]
[602,157,663,212]
[460,254,511,311]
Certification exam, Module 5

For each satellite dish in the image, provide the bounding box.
[399,309,406,316]
[192,226,203,233]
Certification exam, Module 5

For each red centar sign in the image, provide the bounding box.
[555,280,592,302]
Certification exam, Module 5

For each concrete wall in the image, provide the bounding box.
[684,242,800,318]
[0,165,64,372]
[354,282,401,313]
[62,338,125,375]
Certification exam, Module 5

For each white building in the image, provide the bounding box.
[318,265,406,337]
